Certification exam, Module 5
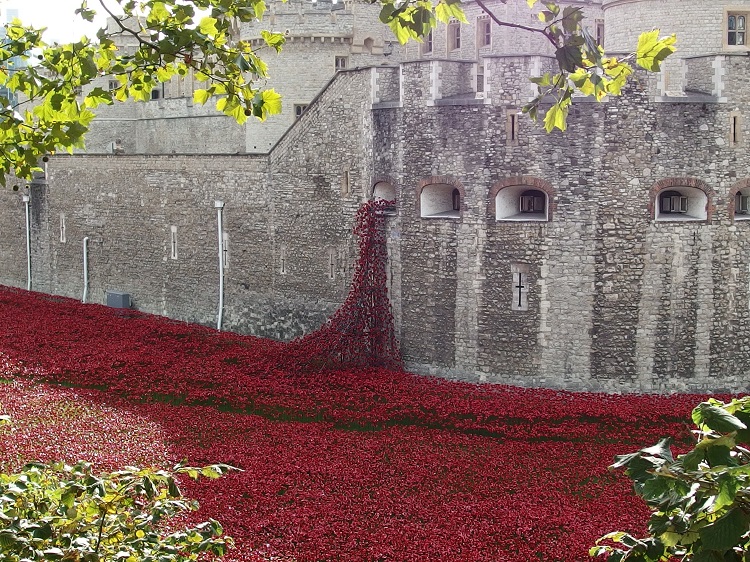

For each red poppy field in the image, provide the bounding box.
[0,285,714,562]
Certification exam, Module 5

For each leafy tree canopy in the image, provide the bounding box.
[0,0,675,184]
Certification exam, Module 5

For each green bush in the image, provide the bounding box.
[592,397,750,562]
[0,459,235,562]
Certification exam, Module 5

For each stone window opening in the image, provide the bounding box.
[363,37,374,54]
[294,104,308,118]
[495,185,548,222]
[420,183,461,219]
[108,79,119,91]
[448,21,461,51]
[729,181,750,221]
[507,110,520,145]
[170,226,177,260]
[452,189,460,211]
[372,181,397,214]
[730,111,742,146]
[341,169,351,196]
[510,263,529,312]
[728,13,747,46]
[60,213,66,244]
[519,190,545,214]
[735,189,750,221]
[477,16,491,48]
[421,30,433,55]
[654,187,708,221]
[476,64,485,94]
[222,232,229,268]
[595,19,604,47]
[280,246,287,274]
[150,87,161,100]
[660,190,688,214]
[335,56,348,71]
[328,249,336,280]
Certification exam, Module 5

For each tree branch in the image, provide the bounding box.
[474,0,557,47]
[96,0,159,50]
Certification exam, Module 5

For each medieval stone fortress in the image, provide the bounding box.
[1,0,749,393]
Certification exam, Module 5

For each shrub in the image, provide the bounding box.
[592,397,750,562]
[0,459,235,562]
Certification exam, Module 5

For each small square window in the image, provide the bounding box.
[727,12,748,46]
[335,56,348,71]
[108,79,119,90]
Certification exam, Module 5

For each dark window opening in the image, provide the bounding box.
[452,188,461,211]
[519,189,545,214]
[479,18,491,47]
[729,14,747,45]
[659,190,688,214]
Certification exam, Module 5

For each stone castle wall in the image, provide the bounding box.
[3,52,750,393]
[5,2,750,393]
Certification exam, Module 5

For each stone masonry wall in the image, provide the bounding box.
[603,0,750,94]
[4,50,750,393]
[372,58,750,393]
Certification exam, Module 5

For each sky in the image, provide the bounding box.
[4,0,109,43]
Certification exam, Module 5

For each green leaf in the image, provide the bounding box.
[555,45,584,72]
[148,2,171,24]
[253,0,267,21]
[198,17,219,38]
[543,103,567,132]
[642,437,674,462]
[261,30,285,53]
[259,88,282,119]
[692,551,724,562]
[538,11,554,23]
[435,0,466,24]
[698,508,749,552]
[560,6,583,34]
[193,89,211,105]
[693,403,747,433]
[706,444,734,468]
[636,29,677,72]
[680,448,705,471]
[715,474,740,511]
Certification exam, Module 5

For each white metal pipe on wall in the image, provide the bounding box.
[82,237,89,303]
[215,200,225,331]
[22,194,31,291]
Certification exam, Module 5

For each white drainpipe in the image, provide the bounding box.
[82,237,89,303]
[22,194,31,291]
[215,200,225,331]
